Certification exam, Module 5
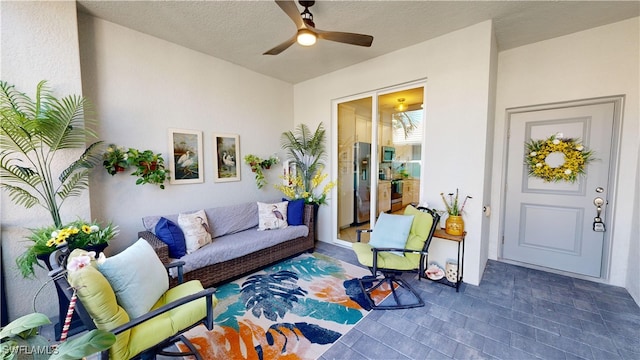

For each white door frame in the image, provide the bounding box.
[499,95,624,280]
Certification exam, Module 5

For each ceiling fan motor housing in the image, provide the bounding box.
[299,0,315,27]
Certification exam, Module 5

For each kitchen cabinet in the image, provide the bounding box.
[402,179,420,206]
[355,114,371,143]
[377,181,391,214]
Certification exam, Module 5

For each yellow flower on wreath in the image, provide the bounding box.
[525,132,595,183]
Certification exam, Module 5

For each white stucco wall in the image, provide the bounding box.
[293,21,496,286]
[79,14,294,255]
[1,1,89,319]
[491,18,640,292]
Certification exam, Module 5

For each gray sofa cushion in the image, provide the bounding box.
[142,201,259,238]
[174,225,309,276]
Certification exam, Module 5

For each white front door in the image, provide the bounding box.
[503,99,618,277]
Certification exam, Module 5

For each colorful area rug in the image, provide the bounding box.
[178,252,392,359]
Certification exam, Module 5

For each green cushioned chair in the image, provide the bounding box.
[352,206,439,309]
[48,242,217,360]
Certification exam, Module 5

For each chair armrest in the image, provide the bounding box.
[108,287,217,336]
[356,229,373,242]
[138,231,170,264]
[165,261,185,284]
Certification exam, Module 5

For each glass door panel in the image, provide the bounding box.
[337,97,372,242]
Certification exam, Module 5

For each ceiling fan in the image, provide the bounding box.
[263,0,374,55]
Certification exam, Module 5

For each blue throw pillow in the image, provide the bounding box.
[155,217,186,258]
[284,198,305,226]
[369,213,415,256]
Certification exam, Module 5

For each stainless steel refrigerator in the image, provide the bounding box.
[354,142,371,225]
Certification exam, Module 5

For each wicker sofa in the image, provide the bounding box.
[138,201,315,288]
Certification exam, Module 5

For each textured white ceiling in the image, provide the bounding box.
[77,0,640,84]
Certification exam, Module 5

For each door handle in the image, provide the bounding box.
[593,197,605,232]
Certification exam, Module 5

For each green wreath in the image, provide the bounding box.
[525,133,594,183]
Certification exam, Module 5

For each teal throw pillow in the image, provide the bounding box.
[98,238,169,319]
[369,213,415,256]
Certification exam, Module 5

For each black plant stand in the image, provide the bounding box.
[39,243,107,340]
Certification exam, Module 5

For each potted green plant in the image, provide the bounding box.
[102,144,129,175]
[244,154,279,189]
[277,123,335,205]
[0,312,115,359]
[0,80,103,228]
[125,148,169,189]
[16,219,118,278]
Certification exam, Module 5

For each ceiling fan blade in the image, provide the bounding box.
[316,29,374,47]
[276,0,305,29]
[263,35,297,55]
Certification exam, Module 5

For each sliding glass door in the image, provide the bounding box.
[334,83,425,245]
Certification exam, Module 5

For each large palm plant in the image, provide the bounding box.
[0,80,102,228]
[280,123,327,193]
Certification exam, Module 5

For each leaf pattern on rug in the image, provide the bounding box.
[241,270,308,321]
[309,277,363,310]
[267,254,345,281]
[178,253,392,359]
[265,322,341,353]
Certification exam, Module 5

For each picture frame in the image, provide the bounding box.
[213,133,240,182]
[168,128,204,184]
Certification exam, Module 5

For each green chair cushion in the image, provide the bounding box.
[352,242,417,270]
[126,280,214,357]
[403,205,435,264]
[353,205,435,271]
[67,249,132,359]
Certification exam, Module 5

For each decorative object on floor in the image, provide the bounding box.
[213,133,241,183]
[277,122,336,206]
[0,80,103,229]
[524,132,594,183]
[440,189,472,235]
[168,128,204,184]
[425,263,445,281]
[177,252,392,359]
[0,312,115,359]
[244,153,279,188]
[445,260,458,283]
[352,206,440,310]
[16,219,118,278]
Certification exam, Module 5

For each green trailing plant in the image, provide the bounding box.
[125,148,168,189]
[0,80,103,228]
[102,145,169,189]
[0,312,115,359]
[244,154,279,189]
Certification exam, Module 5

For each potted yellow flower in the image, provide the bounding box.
[16,219,118,278]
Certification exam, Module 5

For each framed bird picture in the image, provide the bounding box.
[213,133,240,182]
[168,128,204,184]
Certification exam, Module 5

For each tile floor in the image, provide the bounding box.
[43,241,640,360]
[316,241,640,360]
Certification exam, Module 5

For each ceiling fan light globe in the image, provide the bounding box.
[297,30,317,46]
